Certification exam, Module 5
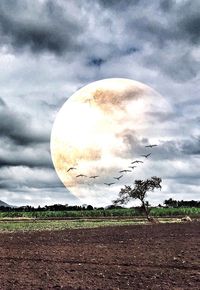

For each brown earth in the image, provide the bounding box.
[0,222,199,290]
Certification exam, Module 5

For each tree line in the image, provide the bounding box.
[0,198,199,212]
[163,198,200,208]
[0,204,95,212]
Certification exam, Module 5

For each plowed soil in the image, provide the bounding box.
[0,222,199,289]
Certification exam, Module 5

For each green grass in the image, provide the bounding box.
[0,216,187,232]
[0,207,199,219]
[0,208,136,219]
[0,219,148,232]
[150,207,200,217]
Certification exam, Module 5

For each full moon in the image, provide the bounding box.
[50,78,167,205]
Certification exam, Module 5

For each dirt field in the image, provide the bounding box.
[0,222,199,289]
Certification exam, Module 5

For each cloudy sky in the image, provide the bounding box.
[0,0,199,207]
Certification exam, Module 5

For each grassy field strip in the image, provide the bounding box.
[0,220,144,232]
[0,217,186,232]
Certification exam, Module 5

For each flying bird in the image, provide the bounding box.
[89,175,99,179]
[119,169,132,173]
[104,182,115,186]
[129,166,137,169]
[131,160,143,164]
[145,144,158,148]
[141,153,151,158]
[67,167,77,172]
[113,175,123,180]
[76,174,87,178]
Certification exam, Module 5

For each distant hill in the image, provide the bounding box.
[0,200,11,207]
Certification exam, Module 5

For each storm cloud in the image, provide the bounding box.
[0,0,84,55]
[0,104,49,145]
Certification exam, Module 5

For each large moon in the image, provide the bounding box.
[50,78,167,206]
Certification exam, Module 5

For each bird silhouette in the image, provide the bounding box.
[145,144,158,148]
[119,169,132,173]
[104,182,115,186]
[113,175,123,180]
[89,175,99,179]
[76,174,87,178]
[67,167,77,172]
[129,166,137,169]
[131,160,143,164]
[141,153,151,158]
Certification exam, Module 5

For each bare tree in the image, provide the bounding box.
[113,176,162,222]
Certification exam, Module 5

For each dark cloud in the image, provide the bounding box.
[114,129,144,158]
[181,136,200,155]
[98,0,140,9]
[0,0,83,55]
[128,2,200,81]
[88,58,106,67]
[0,154,52,169]
[0,176,61,190]
[0,104,49,145]
[0,0,198,82]
[123,47,139,55]
[151,141,183,161]
[160,0,174,12]
[181,15,200,44]
[160,52,198,82]
[166,175,200,185]
[125,0,200,46]
[0,97,6,107]
[177,1,200,44]
[116,131,200,161]
[150,138,200,160]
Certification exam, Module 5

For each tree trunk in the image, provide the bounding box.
[142,201,159,224]
[141,201,150,220]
